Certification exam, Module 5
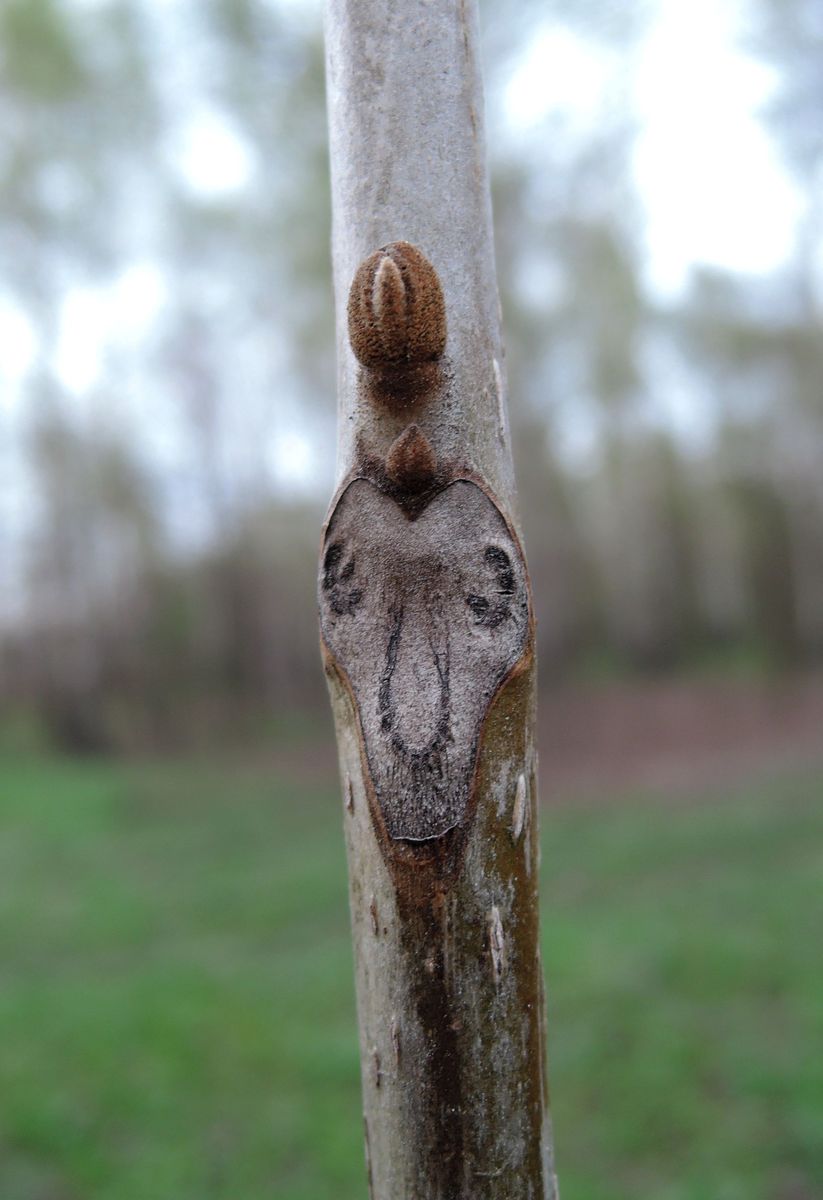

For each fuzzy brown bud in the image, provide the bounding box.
[385,425,437,492]
[347,242,446,371]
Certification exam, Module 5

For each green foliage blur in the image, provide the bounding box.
[1,749,821,1198]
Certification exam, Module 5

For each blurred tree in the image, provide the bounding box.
[2,0,822,751]
[729,476,801,670]
[23,382,160,749]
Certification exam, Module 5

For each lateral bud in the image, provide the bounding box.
[385,425,437,492]
[348,241,446,372]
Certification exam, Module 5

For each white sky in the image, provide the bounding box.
[503,0,804,297]
[165,105,257,199]
[503,25,611,135]
[633,0,803,296]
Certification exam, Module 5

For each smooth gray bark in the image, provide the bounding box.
[326,0,514,503]
[322,3,557,1197]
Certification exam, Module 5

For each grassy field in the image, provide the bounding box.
[0,750,821,1199]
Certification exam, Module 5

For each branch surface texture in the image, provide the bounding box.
[321,4,558,1196]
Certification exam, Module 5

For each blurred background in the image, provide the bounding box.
[1,0,821,1197]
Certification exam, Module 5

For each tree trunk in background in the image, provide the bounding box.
[320,3,557,1196]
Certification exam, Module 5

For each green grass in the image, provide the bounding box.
[0,752,821,1199]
